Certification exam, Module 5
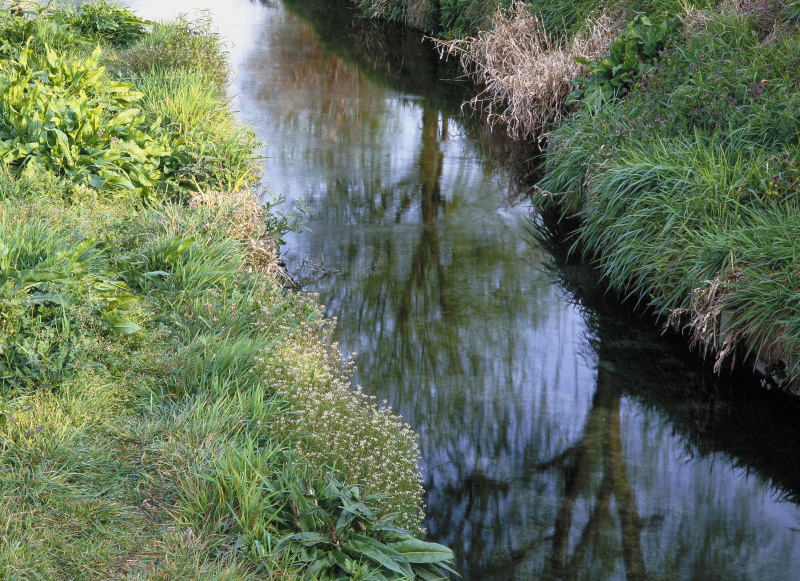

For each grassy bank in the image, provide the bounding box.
[355,0,800,392]
[538,5,800,387]
[0,2,455,579]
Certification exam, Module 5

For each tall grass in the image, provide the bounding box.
[538,7,800,386]
[122,13,229,88]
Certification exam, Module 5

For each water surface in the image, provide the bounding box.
[122,1,800,578]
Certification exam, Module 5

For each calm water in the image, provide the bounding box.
[124,1,800,578]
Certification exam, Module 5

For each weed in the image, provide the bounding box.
[0,44,170,197]
[49,1,149,48]
[567,14,678,115]
[123,13,230,89]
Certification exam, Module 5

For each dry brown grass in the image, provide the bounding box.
[434,1,616,140]
[188,189,282,276]
[669,273,743,373]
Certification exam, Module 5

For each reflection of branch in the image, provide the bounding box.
[567,470,614,580]
[546,385,610,580]
[609,393,647,581]
[544,373,647,581]
[534,446,579,472]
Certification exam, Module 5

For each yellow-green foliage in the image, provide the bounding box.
[0,45,170,197]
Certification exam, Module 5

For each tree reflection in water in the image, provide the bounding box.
[212,0,800,578]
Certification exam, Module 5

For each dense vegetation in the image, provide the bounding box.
[356,0,800,392]
[0,2,455,579]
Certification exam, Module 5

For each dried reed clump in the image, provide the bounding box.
[669,268,789,376]
[189,189,281,275]
[434,2,615,140]
[669,273,742,372]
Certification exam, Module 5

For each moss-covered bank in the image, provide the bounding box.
[356,0,800,393]
[0,2,455,579]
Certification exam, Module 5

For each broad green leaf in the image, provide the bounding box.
[330,550,356,574]
[389,539,454,564]
[163,236,195,264]
[103,312,141,335]
[349,535,412,577]
[27,293,68,306]
[413,564,450,581]
[372,522,414,536]
[277,531,332,547]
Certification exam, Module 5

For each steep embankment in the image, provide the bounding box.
[357,0,800,392]
[0,2,454,579]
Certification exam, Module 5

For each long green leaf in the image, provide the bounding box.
[413,563,450,581]
[103,312,141,335]
[349,534,412,577]
[389,539,454,564]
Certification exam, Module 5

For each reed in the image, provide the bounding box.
[434,2,616,139]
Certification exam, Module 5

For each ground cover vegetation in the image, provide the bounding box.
[0,2,455,579]
[354,0,800,392]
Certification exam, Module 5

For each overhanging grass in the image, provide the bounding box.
[538,8,800,387]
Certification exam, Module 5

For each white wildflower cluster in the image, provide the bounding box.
[10,0,39,14]
[260,312,425,530]
[176,192,426,529]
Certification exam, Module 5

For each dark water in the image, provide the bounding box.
[124,1,800,578]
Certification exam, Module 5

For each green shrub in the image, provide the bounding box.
[270,469,456,581]
[0,44,170,198]
[0,1,148,58]
[49,1,149,48]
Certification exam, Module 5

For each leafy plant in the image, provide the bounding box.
[567,14,678,115]
[123,13,230,89]
[49,1,149,48]
[0,220,143,391]
[269,472,457,581]
[0,44,171,198]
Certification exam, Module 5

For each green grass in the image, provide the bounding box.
[538,7,800,387]
[134,68,261,195]
[0,2,438,579]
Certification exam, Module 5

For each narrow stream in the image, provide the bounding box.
[124,1,800,578]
